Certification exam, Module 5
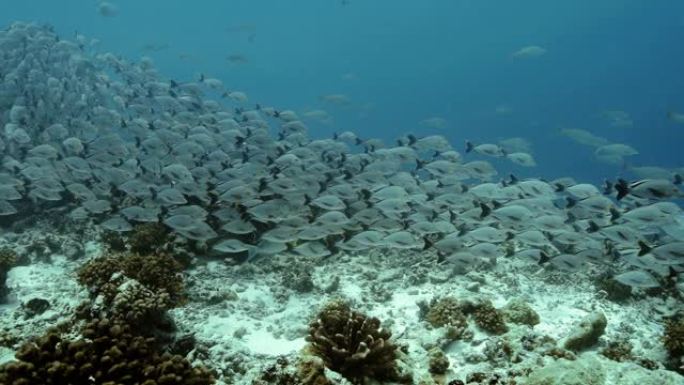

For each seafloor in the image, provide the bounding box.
[1,224,682,385]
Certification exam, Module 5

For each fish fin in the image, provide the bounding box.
[637,240,652,256]
[465,140,474,153]
[479,202,491,218]
[538,251,550,265]
[609,207,621,223]
[587,221,600,233]
[667,266,679,280]
[615,179,630,200]
[602,179,614,195]
[422,236,434,251]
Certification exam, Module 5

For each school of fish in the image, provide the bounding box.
[1,22,683,291]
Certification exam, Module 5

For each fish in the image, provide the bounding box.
[511,45,547,58]
[226,54,249,64]
[668,111,684,124]
[0,22,681,293]
[98,2,118,17]
[601,110,633,128]
[465,141,505,157]
[560,128,609,147]
[319,94,351,106]
[506,152,537,167]
[419,117,448,129]
[615,179,683,200]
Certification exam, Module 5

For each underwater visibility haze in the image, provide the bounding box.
[0,1,683,384]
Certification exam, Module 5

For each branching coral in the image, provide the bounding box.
[0,317,214,385]
[305,300,410,384]
[77,252,185,327]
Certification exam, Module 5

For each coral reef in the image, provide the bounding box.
[662,316,684,373]
[77,252,185,328]
[101,230,127,252]
[594,274,632,302]
[305,299,411,384]
[423,297,509,338]
[0,247,18,302]
[282,264,315,293]
[483,337,519,365]
[600,339,633,362]
[21,297,51,318]
[100,223,172,256]
[502,298,540,326]
[0,317,214,385]
[78,252,185,306]
[562,311,607,351]
[423,296,471,341]
[425,297,470,329]
[427,347,450,375]
[472,300,508,335]
[252,356,333,385]
[128,222,170,255]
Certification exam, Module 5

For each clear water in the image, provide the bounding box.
[3,0,683,184]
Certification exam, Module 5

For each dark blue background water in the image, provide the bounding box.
[3,0,684,185]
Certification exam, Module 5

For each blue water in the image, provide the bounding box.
[3,0,684,184]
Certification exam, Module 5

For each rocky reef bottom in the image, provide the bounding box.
[0,227,682,384]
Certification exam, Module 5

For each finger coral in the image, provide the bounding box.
[305,300,411,384]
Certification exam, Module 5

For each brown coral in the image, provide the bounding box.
[425,297,469,330]
[0,317,214,385]
[77,252,185,327]
[472,300,508,335]
[600,339,633,362]
[305,300,410,384]
[78,252,185,306]
[128,222,170,255]
[663,317,684,359]
[100,230,127,252]
[428,347,450,375]
[0,248,18,302]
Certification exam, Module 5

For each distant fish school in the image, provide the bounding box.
[0,22,683,289]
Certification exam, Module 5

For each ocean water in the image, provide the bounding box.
[3,1,684,182]
[1,1,684,384]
